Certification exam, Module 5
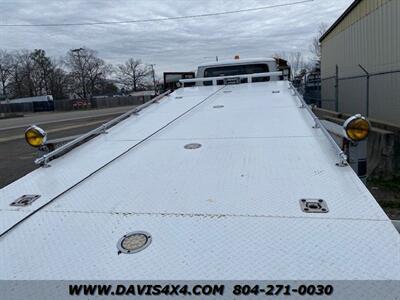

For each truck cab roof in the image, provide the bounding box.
[197,57,276,68]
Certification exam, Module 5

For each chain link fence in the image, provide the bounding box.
[321,66,400,125]
[0,95,153,114]
[320,66,400,177]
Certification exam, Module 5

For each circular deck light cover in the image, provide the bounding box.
[24,125,47,147]
[343,114,370,141]
[184,143,202,150]
[117,231,152,254]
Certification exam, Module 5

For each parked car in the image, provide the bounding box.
[72,99,90,109]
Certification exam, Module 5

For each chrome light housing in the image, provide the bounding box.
[343,114,370,142]
[24,125,47,148]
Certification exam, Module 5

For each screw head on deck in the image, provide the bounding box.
[184,143,202,150]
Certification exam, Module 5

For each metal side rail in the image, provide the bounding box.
[41,134,82,152]
[392,220,400,234]
[35,90,171,167]
[289,83,348,167]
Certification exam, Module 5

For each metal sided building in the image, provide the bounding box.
[319,0,400,126]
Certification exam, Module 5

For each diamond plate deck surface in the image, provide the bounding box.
[1,212,399,280]
[0,81,399,280]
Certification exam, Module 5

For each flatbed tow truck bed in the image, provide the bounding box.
[0,76,399,298]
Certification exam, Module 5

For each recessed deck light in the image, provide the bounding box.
[117,231,152,254]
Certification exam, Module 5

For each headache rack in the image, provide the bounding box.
[179,71,286,87]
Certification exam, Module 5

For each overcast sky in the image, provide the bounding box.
[1,0,353,74]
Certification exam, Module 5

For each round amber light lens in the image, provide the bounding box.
[345,118,370,141]
[24,126,46,147]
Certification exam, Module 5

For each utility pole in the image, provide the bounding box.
[358,64,370,117]
[71,48,87,101]
[203,56,219,62]
[334,65,339,112]
[150,64,156,94]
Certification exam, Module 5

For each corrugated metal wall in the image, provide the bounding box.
[321,0,400,125]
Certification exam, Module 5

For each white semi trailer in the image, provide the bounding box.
[0,95,53,104]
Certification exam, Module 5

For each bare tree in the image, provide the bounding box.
[310,23,329,62]
[87,56,113,96]
[0,50,14,98]
[8,52,24,98]
[11,50,36,98]
[65,47,110,100]
[274,51,306,76]
[48,59,69,99]
[1,47,113,100]
[117,58,151,92]
[289,52,305,75]
[29,49,53,95]
[5,49,62,99]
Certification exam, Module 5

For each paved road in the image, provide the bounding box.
[0,106,133,188]
[0,106,132,130]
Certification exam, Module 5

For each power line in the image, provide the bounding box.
[0,0,313,27]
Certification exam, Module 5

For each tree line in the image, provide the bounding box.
[0,47,156,101]
[274,23,329,77]
[0,26,327,101]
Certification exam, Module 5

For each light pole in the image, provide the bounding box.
[149,64,156,94]
[358,64,370,117]
[71,48,87,101]
[203,56,219,62]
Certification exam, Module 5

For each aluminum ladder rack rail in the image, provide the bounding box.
[179,71,283,86]
[288,82,348,167]
[35,90,171,166]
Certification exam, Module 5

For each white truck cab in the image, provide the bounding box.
[182,57,289,86]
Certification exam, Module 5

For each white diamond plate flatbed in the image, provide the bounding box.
[0,81,399,280]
